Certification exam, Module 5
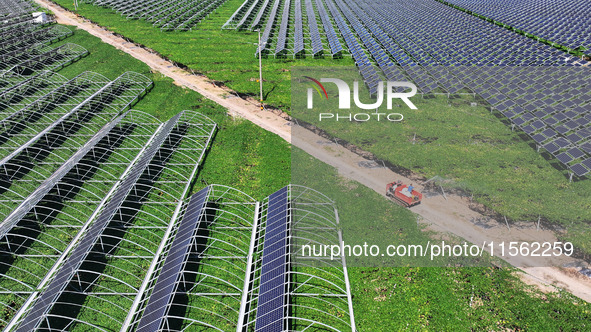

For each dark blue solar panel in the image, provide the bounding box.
[255,186,289,332]
[570,163,589,177]
[532,134,546,144]
[556,152,573,164]
[567,148,585,160]
[543,142,560,154]
[554,138,571,149]
[137,187,209,332]
[541,128,557,138]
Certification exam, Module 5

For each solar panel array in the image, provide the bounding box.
[135,186,209,332]
[226,0,590,67]
[115,185,356,331]
[84,0,230,31]
[0,14,87,76]
[440,0,591,54]
[227,0,591,176]
[4,110,217,331]
[254,186,288,332]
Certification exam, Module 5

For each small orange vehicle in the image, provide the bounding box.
[386,180,422,207]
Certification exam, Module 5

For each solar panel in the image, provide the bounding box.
[570,163,589,177]
[567,133,583,143]
[583,158,591,170]
[567,148,585,159]
[522,125,536,134]
[532,134,546,144]
[555,126,570,135]
[556,152,573,165]
[554,137,571,149]
[582,143,591,154]
[15,112,183,332]
[543,142,560,154]
[541,128,557,138]
[255,186,289,332]
[136,187,209,332]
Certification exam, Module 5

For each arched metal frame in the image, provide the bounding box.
[0,110,163,328]
[0,71,69,108]
[0,5,86,78]
[84,0,229,31]
[242,185,356,332]
[0,0,36,20]
[119,184,355,332]
[0,71,153,225]
[5,110,217,331]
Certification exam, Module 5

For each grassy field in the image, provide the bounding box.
[53,0,354,109]
[48,1,591,244]
[292,72,591,256]
[293,147,591,330]
[1,5,591,331]
[52,27,291,198]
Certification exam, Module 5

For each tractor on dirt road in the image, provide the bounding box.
[386,180,422,207]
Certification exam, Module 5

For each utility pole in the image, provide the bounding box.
[257,29,264,110]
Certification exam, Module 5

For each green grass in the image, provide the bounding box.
[292,73,591,255]
[52,0,354,109]
[46,4,591,239]
[51,26,291,197]
[293,146,590,330]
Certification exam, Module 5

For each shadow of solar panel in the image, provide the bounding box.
[136,186,209,332]
[255,186,289,332]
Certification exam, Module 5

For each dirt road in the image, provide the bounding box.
[36,0,591,303]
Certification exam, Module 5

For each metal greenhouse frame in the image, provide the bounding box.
[121,184,356,332]
[3,110,217,331]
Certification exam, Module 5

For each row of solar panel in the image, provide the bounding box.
[0,16,88,76]
[227,0,344,57]
[86,0,229,31]
[441,0,591,52]
[387,66,591,177]
[125,185,353,332]
[3,108,218,330]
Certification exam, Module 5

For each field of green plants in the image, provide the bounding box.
[50,0,591,252]
[53,0,353,109]
[2,2,589,329]
[293,147,591,330]
[291,71,591,256]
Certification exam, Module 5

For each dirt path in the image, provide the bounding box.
[36,0,591,303]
